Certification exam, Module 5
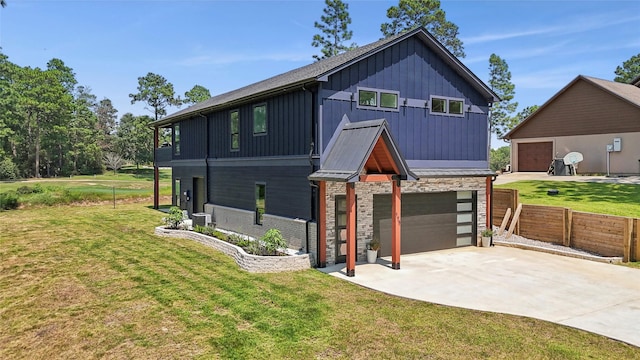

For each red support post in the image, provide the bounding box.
[391,178,401,269]
[486,176,491,228]
[346,182,356,277]
[318,181,327,268]
[153,127,159,210]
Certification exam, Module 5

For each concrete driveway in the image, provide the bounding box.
[320,246,640,347]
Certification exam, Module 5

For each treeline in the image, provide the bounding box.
[0,52,206,180]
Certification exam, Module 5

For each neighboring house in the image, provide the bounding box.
[152,28,498,276]
[504,75,640,175]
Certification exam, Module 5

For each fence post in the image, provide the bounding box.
[563,208,572,247]
[623,218,633,263]
[634,218,640,262]
[513,190,520,235]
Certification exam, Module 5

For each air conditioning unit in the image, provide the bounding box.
[192,212,211,227]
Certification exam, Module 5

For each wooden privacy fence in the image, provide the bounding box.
[493,188,639,262]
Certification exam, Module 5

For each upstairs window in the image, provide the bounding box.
[358,90,377,107]
[253,104,267,135]
[357,87,400,111]
[430,96,466,117]
[230,110,239,151]
[173,123,180,155]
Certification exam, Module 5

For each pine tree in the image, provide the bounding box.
[614,53,640,83]
[381,0,464,58]
[311,0,357,61]
[488,54,518,142]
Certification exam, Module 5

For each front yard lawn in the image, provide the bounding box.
[495,180,640,218]
[1,203,638,359]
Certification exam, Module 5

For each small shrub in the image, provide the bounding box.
[16,184,44,195]
[162,206,184,229]
[0,191,19,210]
[261,228,287,255]
[194,225,216,237]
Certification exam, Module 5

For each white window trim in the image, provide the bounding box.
[356,87,400,112]
[429,95,466,117]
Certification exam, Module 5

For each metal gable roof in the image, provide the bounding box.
[153,27,498,127]
[308,118,417,183]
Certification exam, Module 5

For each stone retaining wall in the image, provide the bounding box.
[154,227,312,273]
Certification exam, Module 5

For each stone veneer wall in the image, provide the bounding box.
[324,177,487,265]
[155,227,312,273]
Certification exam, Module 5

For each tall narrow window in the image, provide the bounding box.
[230,110,239,150]
[255,183,266,225]
[253,104,267,135]
[173,123,181,155]
[174,179,181,208]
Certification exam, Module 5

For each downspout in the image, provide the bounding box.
[153,126,159,209]
[490,174,497,246]
[305,83,323,267]
[198,113,209,212]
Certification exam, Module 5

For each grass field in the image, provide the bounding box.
[1,202,638,359]
[0,168,172,209]
[495,180,640,218]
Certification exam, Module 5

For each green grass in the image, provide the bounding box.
[0,168,172,209]
[1,203,638,359]
[495,180,640,218]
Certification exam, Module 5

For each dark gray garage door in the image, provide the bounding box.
[374,192,476,256]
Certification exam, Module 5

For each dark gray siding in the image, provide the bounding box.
[173,117,207,160]
[210,164,312,219]
[322,36,489,162]
[172,163,206,215]
[208,89,314,158]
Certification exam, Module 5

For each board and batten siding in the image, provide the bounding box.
[321,36,489,162]
[172,116,207,160]
[508,79,640,139]
[207,89,314,159]
[209,164,312,220]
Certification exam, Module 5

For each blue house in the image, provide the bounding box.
[153,28,498,276]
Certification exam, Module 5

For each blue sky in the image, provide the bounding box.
[1,0,639,147]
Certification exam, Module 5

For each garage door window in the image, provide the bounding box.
[456,191,476,246]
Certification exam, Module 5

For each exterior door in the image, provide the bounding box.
[193,177,205,213]
[335,195,356,264]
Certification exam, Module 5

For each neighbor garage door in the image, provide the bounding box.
[518,142,553,172]
[374,192,476,257]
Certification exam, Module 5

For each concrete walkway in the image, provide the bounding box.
[320,246,640,347]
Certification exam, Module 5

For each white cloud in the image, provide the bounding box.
[463,12,640,45]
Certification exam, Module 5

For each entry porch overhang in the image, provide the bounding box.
[309,117,417,276]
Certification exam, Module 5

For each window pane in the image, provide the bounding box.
[457,213,472,223]
[457,224,472,234]
[457,191,472,200]
[230,111,239,150]
[253,105,266,134]
[174,179,181,207]
[358,90,377,107]
[255,184,265,224]
[380,92,398,109]
[457,202,472,212]
[449,100,464,114]
[174,124,180,154]
[432,98,446,113]
[456,236,472,246]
